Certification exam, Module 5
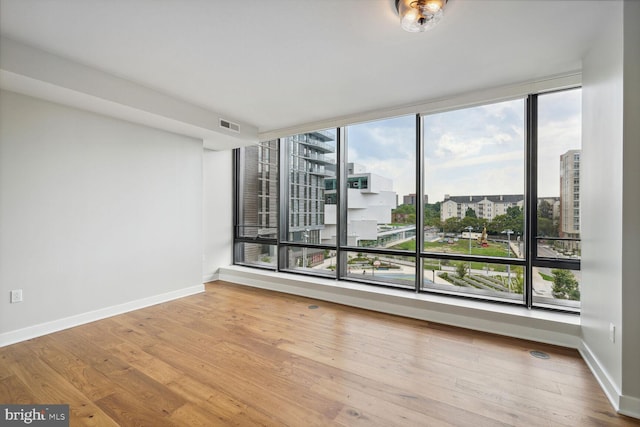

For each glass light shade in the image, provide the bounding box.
[397,0,446,33]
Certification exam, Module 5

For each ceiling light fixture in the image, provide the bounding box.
[395,0,447,32]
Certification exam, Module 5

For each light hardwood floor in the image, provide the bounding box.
[1,281,638,426]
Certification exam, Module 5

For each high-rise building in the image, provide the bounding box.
[559,149,580,238]
[403,193,428,206]
[284,130,336,244]
[239,139,279,263]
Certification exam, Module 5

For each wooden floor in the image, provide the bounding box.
[1,282,637,426]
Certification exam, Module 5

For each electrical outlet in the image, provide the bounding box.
[609,323,615,343]
[10,289,23,304]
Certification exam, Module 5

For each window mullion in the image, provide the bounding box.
[525,94,538,309]
[278,137,288,270]
[415,114,424,292]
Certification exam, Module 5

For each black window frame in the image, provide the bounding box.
[233,89,581,313]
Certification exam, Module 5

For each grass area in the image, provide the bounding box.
[392,238,510,258]
[539,272,554,281]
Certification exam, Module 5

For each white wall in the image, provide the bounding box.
[581,1,640,417]
[581,1,623,393]
[621,0,640,410]
[202,149,233,282]
[0,90,204,344]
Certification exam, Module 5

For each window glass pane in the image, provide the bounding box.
[536,238,581,260]
[537,89,581,260]
[238,140,278,239]
[423,99,526,258]
[535,89,581,310]
[344,251,415,289]
[532,267,580,311]
[284,130,337,244]
[345,115,416,248]
[235,243,277,269]
[282,246,335,278]
[422,258,523,302]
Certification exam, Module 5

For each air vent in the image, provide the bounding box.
[219,118,240,133]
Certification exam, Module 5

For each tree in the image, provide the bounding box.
[537,217,558,237]
[464,207,477,218]
[444,217,462,234]
[393,204,415,215]
[461,215,479,230]
[392,204,416,224]
[424,202,441,226]
[505,206,524,235]
[486,214,508,235]
[488,206,524,235]
[551,269,580,300]
[538,200,553,220]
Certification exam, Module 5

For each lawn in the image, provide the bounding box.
[392,238,510,258]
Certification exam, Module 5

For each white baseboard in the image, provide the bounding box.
[619,395,640,419]
[578,342,640,419]
[578,340,621,412]
[0,284,205,347]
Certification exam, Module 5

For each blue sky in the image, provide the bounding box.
[342,88,581,203]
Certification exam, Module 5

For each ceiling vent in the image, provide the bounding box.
[219,118,240,133]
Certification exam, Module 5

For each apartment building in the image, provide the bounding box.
[440,194,525,222]
[402,193,428,206]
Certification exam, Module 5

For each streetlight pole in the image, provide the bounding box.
[302,228,309,269]
[465,226,474,275]
[502,229,513,292]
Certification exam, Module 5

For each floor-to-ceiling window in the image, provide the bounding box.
[533,89,582,310]
[281,129,337,277]
[341,115,417,289]
[233,87,581,313]
[233,139,278,268]
[421,98,526,303]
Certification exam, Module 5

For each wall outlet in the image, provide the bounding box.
[10,289,23,303]
[609,323,616,343]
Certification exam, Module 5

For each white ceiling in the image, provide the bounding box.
[0,0,612,134]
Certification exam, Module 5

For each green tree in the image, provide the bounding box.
[464,207,477,218]
[461,215,479,230]
[424,202,441,226]
[392,204,416,224]
[486,214,508,235]
[538,200,553,219]
[444,217,462,233]
[489,206,524,235]
[506,206,524,235]
[537,217,558,237]
[394,204,415,215]
[551,269,580,300]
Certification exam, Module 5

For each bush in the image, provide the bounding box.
[455,262,467,279]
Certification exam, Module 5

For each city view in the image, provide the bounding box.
[237,89,581,310]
